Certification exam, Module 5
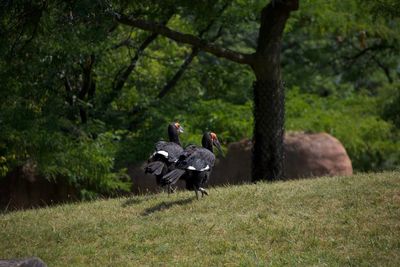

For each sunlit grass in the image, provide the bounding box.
[1,172,399,266]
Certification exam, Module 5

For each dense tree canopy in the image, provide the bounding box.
[1,0,399,196]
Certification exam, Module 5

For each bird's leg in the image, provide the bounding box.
[195,189,200,200]
[167,184,177,196]
[170,185,177,193]
[199,187,208,197]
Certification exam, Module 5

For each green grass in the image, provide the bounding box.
[1,172,400,266]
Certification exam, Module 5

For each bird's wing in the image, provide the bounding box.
[164,142,184,162]
[174,145,198,168]
[151,141,183,162]
[180,147,215,172]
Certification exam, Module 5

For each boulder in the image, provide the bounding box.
[284,132,353,178]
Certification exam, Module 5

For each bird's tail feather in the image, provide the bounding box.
[145,161,165,176]
[161,169,185,186]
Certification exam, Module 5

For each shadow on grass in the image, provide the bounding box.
[141,197,195,216]
[121,195,156,207]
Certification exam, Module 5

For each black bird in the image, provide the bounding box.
[161,132,223,199]
[145,122,184,193]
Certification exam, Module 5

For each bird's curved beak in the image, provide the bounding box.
[213,139,224,156]
[178,126,184,133]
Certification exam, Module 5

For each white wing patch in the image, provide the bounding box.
[156,150,169,158]
[186,165,209,171]
[200,165,210,171]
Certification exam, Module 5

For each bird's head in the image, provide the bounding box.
[210,132,223,156]
[174,122,184,133]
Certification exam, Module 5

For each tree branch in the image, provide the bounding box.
[106,13,174,108]
[112,32,158,93]
[79,55,95,99]
[372,55,393,84]
[64,76,74,106]
[78,54,95,124]
[345,43,394,67]
[157,48,199,99]
[113,12,254,65]
[111,37,136,50]
[128,20,225,130]
[157,7,226,99]
[348,44,386,60]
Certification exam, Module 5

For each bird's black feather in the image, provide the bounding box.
[145,123,184,187]
[145,161,165,176]
[161,169,186,186]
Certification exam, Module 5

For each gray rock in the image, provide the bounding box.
[0,257,47,267]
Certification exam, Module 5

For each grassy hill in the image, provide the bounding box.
[1,172,399,266]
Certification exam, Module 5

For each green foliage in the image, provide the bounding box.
[39,132,131,198]
[362,0,400,18]
[286,88,400,171]
[0,0,128,196]
[279,0,400,171]
[181,99,253,144]
[1,0,400,199]
[0,114,130,197]
[284,0,400,96]
[381,83,400,128]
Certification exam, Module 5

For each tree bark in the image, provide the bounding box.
[251,1,298,181]
[252,80,285,181]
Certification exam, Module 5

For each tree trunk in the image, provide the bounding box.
[252,79,285,181]
[251,1,298,181]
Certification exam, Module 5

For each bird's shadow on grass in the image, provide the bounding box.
[121,195,155,207]
[141,197,195,216]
